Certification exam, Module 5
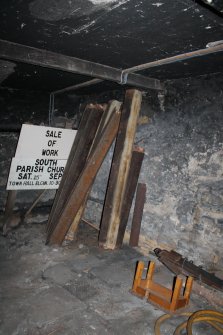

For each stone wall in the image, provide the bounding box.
[1,75,223,269]
[126,76,223,267]
[85,74,223,268]
[134,74,223,268]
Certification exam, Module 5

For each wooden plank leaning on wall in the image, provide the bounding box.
[65,100,122,242]
[115,146,144,248]
[99,89,142,250]
[46,104,104,237]
[47,103,121,245]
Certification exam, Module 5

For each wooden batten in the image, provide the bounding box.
[129,183,146,247]
[99,89,142,250]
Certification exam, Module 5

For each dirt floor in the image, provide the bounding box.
[0,217,222,335]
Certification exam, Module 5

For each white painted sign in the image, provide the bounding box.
[7,158,67,190]
[15,124,76,159]
[7,124,77,190]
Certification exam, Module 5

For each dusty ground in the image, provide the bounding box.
[0,218,222,335]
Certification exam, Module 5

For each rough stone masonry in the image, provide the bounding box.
[87,73,223,269]
[134,74,223,269]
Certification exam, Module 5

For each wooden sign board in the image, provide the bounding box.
[7,124,76,190]
[7,158,67,190]
[15,124,77,159]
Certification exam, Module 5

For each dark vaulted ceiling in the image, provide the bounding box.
[0,0,223,92]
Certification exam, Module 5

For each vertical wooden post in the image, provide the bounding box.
[184,276,193,302]
[132,261,144,292]
[147,261,155,281]
[4,190,17,217]
[116,147,144,248]
[3,190,17,235]
[99,89,142,249]
[129,183,146,247]
[170,277,183,311]
[145,261,155,298]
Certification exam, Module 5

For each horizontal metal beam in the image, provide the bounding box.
[0,39,163,91]
[52,42,223,95]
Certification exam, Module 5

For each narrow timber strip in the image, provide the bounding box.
[24,190,46,219]
[46,105,103,236]
[4,191,17,217]
[81,218,100,231]
[116,147,144,248]
[99,89,142,250]
[2,190,17,235]
[47,108,121,245]
[65,101,122,241]
[129,183,146,247]
[0,39,163,91]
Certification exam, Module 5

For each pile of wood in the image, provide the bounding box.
[46,89,146,249]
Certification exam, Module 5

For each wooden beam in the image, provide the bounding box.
[65,100,122,241]
[116,147,144,248]
[2,190,17,234]
[47,105,121,245]
[46,104,104,237]
[4,190,17,217]
[0,39,163,91]
[99,89,142,249]
[129,183,146,247]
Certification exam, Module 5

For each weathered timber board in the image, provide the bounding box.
[47,107,121,245]
[99,89,142,249]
